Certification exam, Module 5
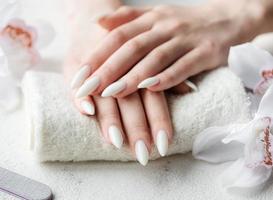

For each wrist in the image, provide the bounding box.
[205,0,267,41]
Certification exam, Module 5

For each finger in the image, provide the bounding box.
[92,30,170,97]
[141,90,172,157]
[75,29,167,98]
[113,37,190,97]
[84,12,156,72]
[73,95,96,116]
[99,6,151,31]
[93,96,125,149]
[148,44,215,91]
[117,92,151,166]
[74,12,162,98]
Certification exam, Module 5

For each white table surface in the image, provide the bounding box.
[0,0,272,199]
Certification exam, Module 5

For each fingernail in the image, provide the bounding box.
[76,76,100,98]
[135,140,149,166]
[184,80,198,92]
[156,130,169,157]
[137,77,159,88]
[81,100,95,115]
[108,125,123,149]
[101,80,126,97]
[70,65,91,89]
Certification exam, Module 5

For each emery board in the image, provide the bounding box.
[0,167,52,200]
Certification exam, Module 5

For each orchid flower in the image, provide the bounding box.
[229,43,273,96]
[0,0,54,111]
[193,44,273,194]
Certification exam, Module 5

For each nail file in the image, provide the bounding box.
[0,167,53,200]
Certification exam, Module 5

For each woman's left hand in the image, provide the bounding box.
[64,2,175,165]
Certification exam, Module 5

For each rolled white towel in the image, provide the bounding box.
[22,67,251,162]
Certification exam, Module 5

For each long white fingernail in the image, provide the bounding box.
[101,80,126,97]
[108,125,123,149]
[137,77,159,88]
[156,130,169,157]
[184,80,198,92]
[81,100,95,115]
[135,140,149,166]
[76,76,100,98]
[70,65,91,89]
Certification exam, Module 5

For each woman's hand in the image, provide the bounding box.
[64,0,173,165]
[72,0,266,98]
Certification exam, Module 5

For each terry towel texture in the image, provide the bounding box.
[22,67,251,162]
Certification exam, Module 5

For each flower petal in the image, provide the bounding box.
[30,20,55,49]
[221,122,254,145]
[229,43,273,89]
[193,125,244,163]
[222,158,272,190]
[0,46,9,76]
[256,84,273,119]
[0,0,21,28]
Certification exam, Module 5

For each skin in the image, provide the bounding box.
[65,0,273,159]
[79,0,273,98]
[63,0,175,158]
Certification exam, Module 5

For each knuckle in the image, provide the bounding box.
[131,123,149,133]
[110,29,127,45]
[152,49,169,63]
[202,39,218,55]
[98,112,118,122]
[126,39,144,55]
[168,20,188,33]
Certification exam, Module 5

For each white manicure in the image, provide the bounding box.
[76,76,100,98]
[101,80,126,97]
[81,100,95,115]
[156,130,169,157]
[135,140,149,166]
[184,80,198,92]
[108,125,123,149]
[137,77,160,88]
[70,65,91,89]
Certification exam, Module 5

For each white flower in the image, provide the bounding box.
[229,43,273,95]
[193,44,273,194]
[0,0,54,111]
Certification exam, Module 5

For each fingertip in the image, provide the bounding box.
[81,100,96,115]
[74,97,95,116]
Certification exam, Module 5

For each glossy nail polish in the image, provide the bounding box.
[81,100,95,115]
[184,80,198,92]
[156,130,169,157]
[76,76,100,98]
[108,125,123,149]
[70,65,90,89]
[137,77,160,88]
[101,80,126,97]
[135,140,149,166]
